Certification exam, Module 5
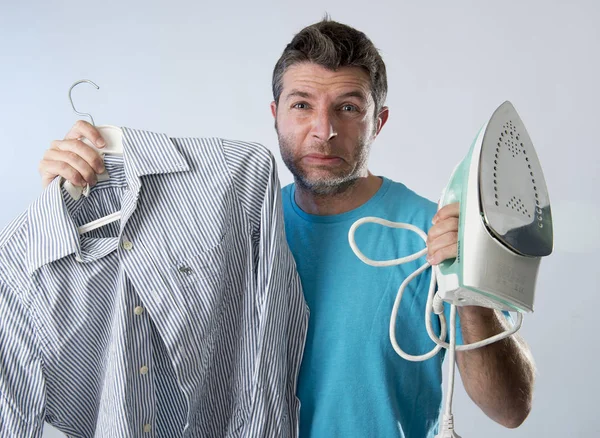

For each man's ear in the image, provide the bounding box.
[270,101,277,119]
[374,106,389,137]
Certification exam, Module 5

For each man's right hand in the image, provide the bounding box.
[39,120,108,188]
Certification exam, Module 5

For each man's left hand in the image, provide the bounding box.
[426,202,459,265]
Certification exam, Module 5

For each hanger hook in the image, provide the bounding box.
[68,79,99,126]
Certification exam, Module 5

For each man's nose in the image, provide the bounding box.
[311,110,338,142]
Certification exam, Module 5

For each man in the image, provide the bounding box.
[37,18,535,437]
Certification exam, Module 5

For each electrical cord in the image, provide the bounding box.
[348,216,522,437]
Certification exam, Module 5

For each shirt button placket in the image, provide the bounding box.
[123,237,154,437]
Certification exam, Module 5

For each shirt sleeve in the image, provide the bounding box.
[0,280,47,437]
[245,149,309,437]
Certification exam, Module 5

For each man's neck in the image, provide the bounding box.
[294,173,383,216]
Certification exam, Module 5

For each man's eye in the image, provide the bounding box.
[293,103,308,109]
[342,104,358,111]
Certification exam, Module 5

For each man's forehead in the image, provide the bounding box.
[281,63,371,97]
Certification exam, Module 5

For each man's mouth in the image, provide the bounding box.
[303,154,343,165]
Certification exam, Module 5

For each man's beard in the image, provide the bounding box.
[277,132,371,197]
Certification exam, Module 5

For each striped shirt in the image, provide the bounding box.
[0,128,308,437]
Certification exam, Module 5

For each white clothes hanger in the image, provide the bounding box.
[64,80,124,235]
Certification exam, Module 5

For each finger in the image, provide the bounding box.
[50,139,105,174]
[428,243,458,265]
[64,120,106,148]
[428,217,459,241]
[427,232,458,256]
[38,159,87,188]
[433,202,460,224]
[39,160,56,189]
[43,150,97,186]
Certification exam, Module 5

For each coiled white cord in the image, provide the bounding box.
[348,216,523,437]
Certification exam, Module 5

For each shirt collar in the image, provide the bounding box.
[26,128,189,274]
[122,127,189,177]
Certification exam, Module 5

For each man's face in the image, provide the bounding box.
[271,63,388,196]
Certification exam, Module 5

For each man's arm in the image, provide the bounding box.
[455,306,535,428]
[427,203,535,428]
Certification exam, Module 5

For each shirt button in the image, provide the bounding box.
[140,365,149,375]
[122,240,134,251]
[143,423,152,433]
[134,306,144,316]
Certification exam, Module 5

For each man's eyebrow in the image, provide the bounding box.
[338,91,367,102]
[285,89,313,101]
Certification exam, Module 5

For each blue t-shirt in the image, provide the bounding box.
[282,176,460,438]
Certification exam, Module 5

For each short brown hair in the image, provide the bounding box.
[272,17,388,115]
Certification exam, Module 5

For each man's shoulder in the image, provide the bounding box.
[377,178,438,230]
[384,178,437,210]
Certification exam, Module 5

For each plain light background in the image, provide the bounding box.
[1,1,598,437]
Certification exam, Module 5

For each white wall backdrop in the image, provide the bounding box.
[1,1,598,436]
